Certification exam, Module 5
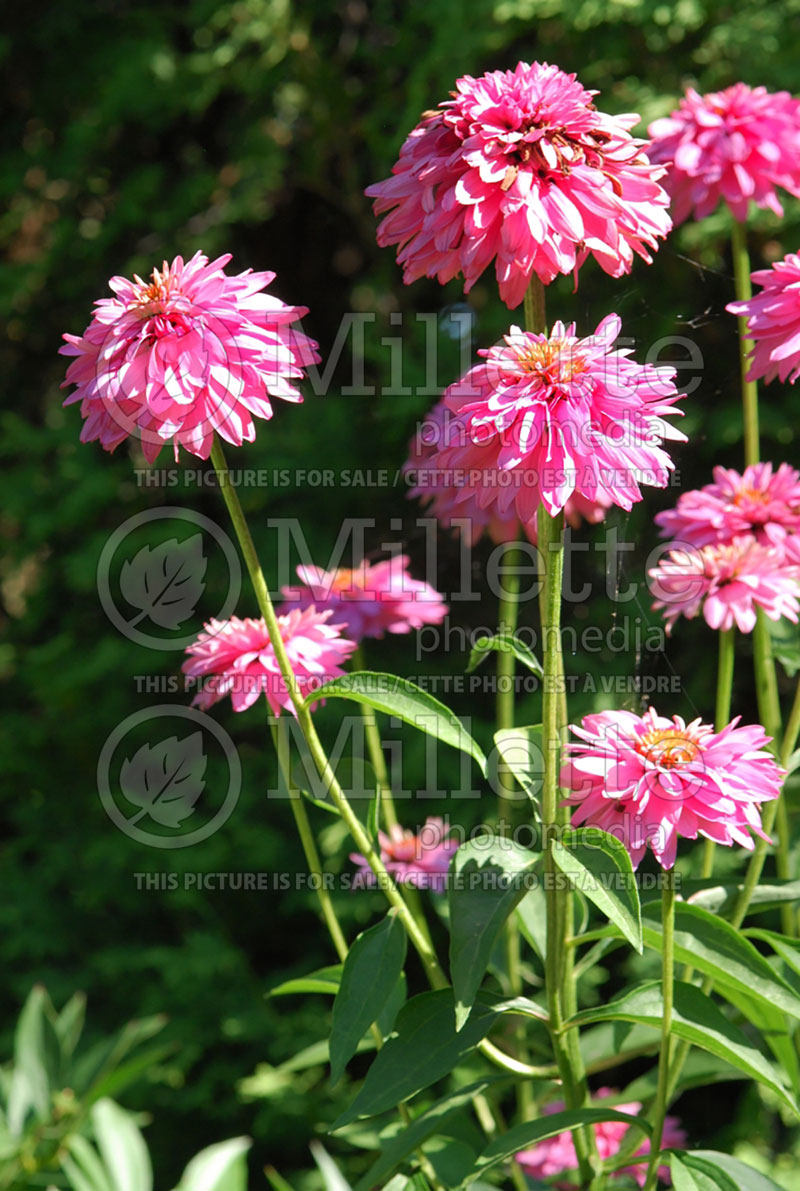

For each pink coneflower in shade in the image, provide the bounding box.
[727,252,800,384]
[516,1089,686,1187]
[366,62,671,308]
[649,536,800,634]
[60,252,320,461]
[431,315,684,520]
[562,708,784,869]
[404,398,612,543]
[181,608,355,716]
[279,557,448,642]
[350,818,459,892]
[647,84,800,224]
[655,462,800,551]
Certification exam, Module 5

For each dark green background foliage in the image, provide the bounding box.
[2,1,800,1185]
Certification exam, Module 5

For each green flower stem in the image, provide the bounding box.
[643,869,676,1191]
[539,504,598,1186]
[351,644,436,952]
[731,219,759,468]
[701,628,736,879]
[210,438,542,1103]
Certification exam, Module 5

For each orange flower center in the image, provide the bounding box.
[131,267,181,318]
[636,727,700,769]
[732,485,767,507]
[516,338,587,381]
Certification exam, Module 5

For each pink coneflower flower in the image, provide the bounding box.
[182,608,355,716]
[350,818,459,891]
[562,708,784,869]
[431,315,684,520]
[649,536,800,634]
[648,84,800,224]
[405,398,612,543]
[279,557,448,642]
[727,252,800,385]
[655,462,800,550]
[367,62,671,308]
[60,252,320,461]
[516,1089,686,1187]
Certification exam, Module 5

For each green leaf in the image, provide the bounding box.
[672,1151,787,1191]
[493,727,543,802]
[332,992,505,1130]
[746,928,800,979]
[460,1109,651,1185]
[515,881,548,961]
[721,984,800,1096]
[175,1137,251,1191]
[550,829,642,952]
[11,985,60,1124]
[449,838,540,1029]
[63,1136,114,1191]
[570,981,799,1116]
[466,632,543,677]
[353,1080,499,1191]
[640,901,800,1021]
[683,879,800,917]
[268,966,343,998]
[264,1169,294,1191]
[306,672,487,775]
[330,914,407,1085]
[92,1099,153,1191]
[310,1141,353,1191]
[56,992,87,1061]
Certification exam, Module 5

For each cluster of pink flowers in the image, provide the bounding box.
[279,557,448,641]
[561,707,784,869]
[367,61,671,307]
[350,817,459,891]
[61,252,319,461]
[728,252,800,386]
[516,1088,685,1187]
[181,609,355,716]
[652,463,800,634]
[412,316,684,523]
[648,83,800,224]
[405,397,612,543]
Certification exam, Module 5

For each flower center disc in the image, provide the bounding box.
[637,727,700,769]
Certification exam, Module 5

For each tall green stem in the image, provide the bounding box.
[730,220,759,468]
[539,505,597,1185]
[701,628,736,879]
[644,871,676,1191]
[209,438,543,1095]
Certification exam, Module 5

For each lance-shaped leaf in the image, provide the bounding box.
[305,672,486,775]
[683,879,800,917]
[175,1137,251,1191]
[466,632,543,677]
[330,913,407,1085]
[354,1080,500,1191]
[268,966,343,998]
[449,838,540,1029]
[570,981,799,1116]
[332,992,523,1130]
[493,726,543,802]
[671,1151,787,1191]
[640,901,800,1021]
[460,1109,651,1185]
[92,1099,153,1191]
[550,829,642,952]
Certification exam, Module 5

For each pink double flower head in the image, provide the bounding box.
[516,1088,685,1187]
[279,557,448,643]
[655,462,800,552]
[367,61,671,308]
[428,315,684,522]
[561,708,784,870]
[350,818,459,892]
[727,252,800,386]
[182,608,355,717]
[649,536,800,635]
[648,83,800,224]
[405,397,612,545]
[61,251,319,461]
